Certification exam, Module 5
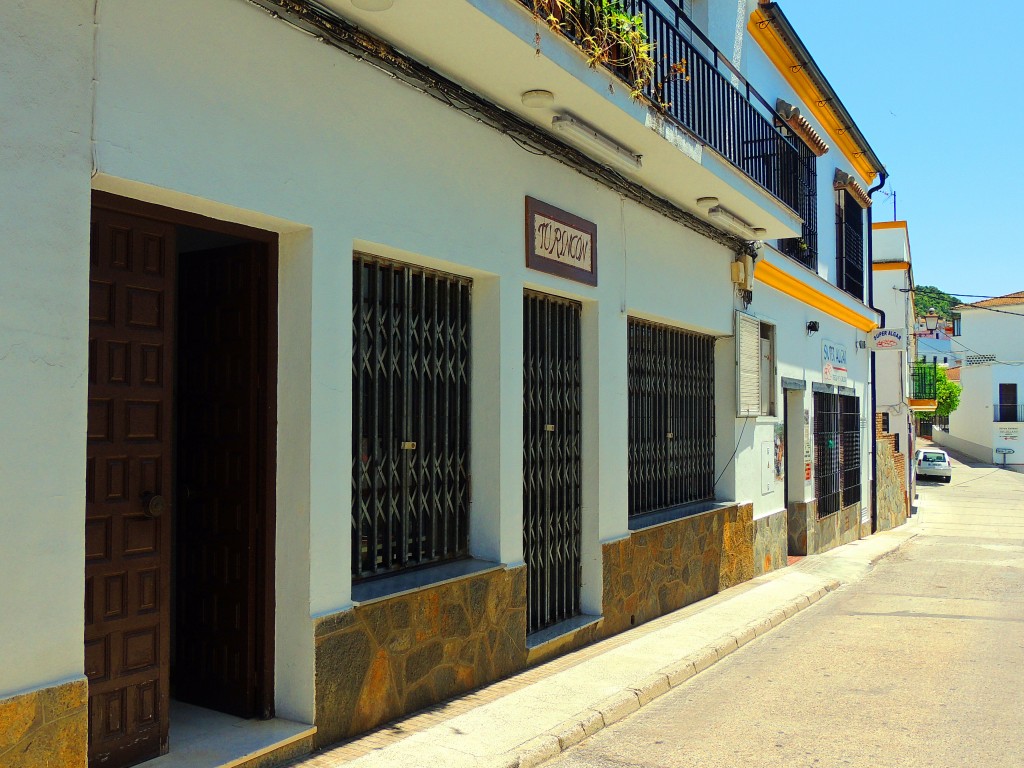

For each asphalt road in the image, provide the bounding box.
[549,445,1024,768]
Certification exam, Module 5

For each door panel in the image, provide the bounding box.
[87,210,175,767]
[523,292,582,634]
[174,245,264,718]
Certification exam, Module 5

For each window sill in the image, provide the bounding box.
[352,558,503,606]
[628,499,737,532]
[526,613,602,651]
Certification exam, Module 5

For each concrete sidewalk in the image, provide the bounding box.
[294,523,919,768]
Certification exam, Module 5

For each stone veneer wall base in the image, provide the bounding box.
[313,565,527,746]
[0,678,88,768]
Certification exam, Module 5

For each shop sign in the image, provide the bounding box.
[867,328,907,351]
[526,196,597,286]
[998,426,1019,441]
[821,340,848,385]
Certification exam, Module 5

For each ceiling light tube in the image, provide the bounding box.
[707,205,763,240]
[551,114,642,172]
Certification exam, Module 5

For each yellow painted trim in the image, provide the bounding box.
[871,220,908,231]
[908,399,938,412]
[748,9,878,187]
[872,261,910,271]
[754,259,878,332]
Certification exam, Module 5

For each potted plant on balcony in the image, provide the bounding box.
[532,0,656,101]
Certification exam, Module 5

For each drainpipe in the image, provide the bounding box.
[866,169,889,533]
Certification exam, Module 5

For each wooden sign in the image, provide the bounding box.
[525,197,597,286]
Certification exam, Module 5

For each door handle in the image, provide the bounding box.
[141,493,167,518]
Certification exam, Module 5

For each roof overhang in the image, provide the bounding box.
[748,2,884,186]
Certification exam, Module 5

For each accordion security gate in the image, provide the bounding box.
[627,319,715,517]
[351,254,471,581]
[523,292,582,634]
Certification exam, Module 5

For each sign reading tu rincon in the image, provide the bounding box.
[525,197,597,286]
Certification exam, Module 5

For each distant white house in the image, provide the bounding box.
[936,292,1024,465]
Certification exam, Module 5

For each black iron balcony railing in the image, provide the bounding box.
[994,403,1024,423]
[909,361,937,401]
[523,0,802,212]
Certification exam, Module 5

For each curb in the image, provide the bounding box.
[501,580,841,768]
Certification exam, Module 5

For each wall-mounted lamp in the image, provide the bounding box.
[806,320,820,335]
[924,307,940,332]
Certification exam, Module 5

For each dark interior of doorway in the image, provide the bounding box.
[171,224,275,721]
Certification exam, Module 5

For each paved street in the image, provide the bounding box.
[549,446,1024,768]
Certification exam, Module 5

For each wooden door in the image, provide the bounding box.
[174,245,265,718]
[86,210,175,766]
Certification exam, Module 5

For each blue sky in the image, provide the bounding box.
[776,0,1016,299]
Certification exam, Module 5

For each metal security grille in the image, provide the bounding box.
[777,138,818,269]
[836,190,864,301]
[352,254,471,581]
[523,291,582,634]
[628,319,715,516]
[840,395,861,507]
[813,391,841,518]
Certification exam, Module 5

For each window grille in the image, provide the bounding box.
[777,137,818,269]
[351,254,471,581]
[835,189,864,301]
[628,318,715,517]
[840,395,861,507]
[813,391,841,517]
[814,391,861,517]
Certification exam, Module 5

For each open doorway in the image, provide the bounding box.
[86,195,277,768]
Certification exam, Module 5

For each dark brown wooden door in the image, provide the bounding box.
[174,245,265,718]
[87,210,175,766]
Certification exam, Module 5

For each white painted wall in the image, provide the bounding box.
[0,0,880,717]
[87,0,757,714]
[741,250,873,520]
[0,1,94,698]
[949,365,994,450]
[956,305,1024,363]
[948,363,1024,464]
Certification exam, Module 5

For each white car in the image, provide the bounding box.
[915,448,952,483]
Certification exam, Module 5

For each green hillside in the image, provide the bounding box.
[914,286,962,320]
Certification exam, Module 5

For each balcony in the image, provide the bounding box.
[994,404,1024,423]
[909,361,937,405]
[522,0,802,211]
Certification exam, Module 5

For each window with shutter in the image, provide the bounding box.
[736,312,761,417]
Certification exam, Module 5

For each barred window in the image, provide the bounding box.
[841,395,861,507]
[628,319,715,516]
[813,391,841,517]
[836,189,864,301]
[814,391,861,517]
[351,254,471,580]
[777,137,818,270]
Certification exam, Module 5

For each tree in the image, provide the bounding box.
[914,285,962,321]
[916,367,961,419]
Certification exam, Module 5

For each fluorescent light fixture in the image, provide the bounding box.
[707,205,763,240]
[551,114,642,171]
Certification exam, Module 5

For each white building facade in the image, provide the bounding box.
[1,1,885,766]
[939,293,1024,465]
[870,221,923,519]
